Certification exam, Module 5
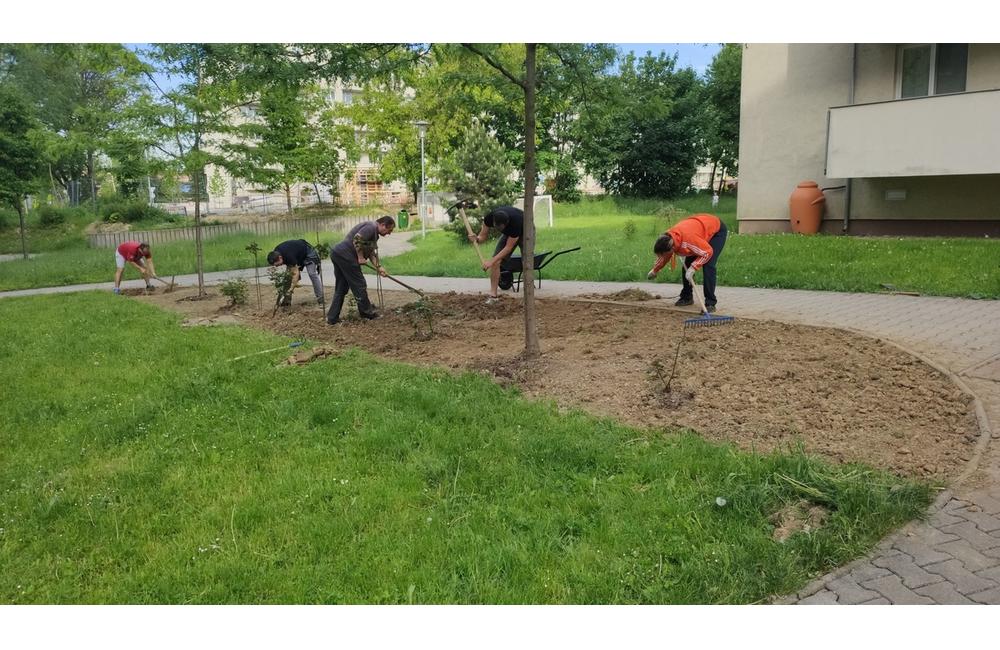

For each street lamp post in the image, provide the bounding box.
[414,120,429,239]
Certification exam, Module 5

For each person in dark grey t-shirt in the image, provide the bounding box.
[327,215,395,325]
[469,206,523,303]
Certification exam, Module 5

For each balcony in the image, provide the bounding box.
[825,89,1000,178]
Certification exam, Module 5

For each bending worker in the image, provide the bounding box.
[326,216,395,325]
[267,239,325,306]
[469,205,523,304]
[113,240,156,294]
[647,213,728,313]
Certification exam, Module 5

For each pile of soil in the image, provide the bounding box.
[135,287,979,480]
[582,288,662,302]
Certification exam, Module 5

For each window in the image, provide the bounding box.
[898,44,968,98]
[342,90,354,105]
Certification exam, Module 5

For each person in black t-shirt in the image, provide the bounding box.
[267,239,325,305]
[469,206,523,303]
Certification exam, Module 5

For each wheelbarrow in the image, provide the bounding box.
[499,247,581,292]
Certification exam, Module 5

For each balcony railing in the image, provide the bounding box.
[826,88,1000,178]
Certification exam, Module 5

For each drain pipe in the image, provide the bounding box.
[843,43,857,233]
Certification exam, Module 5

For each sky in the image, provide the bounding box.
[618,43,722,75]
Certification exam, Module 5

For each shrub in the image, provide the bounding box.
[221,278,249,306]
[0,207,15,230]
[37,205,68,227]
[100,199,171,224]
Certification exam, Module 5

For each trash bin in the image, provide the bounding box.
[397,209,409,229]
[789,181,825,234]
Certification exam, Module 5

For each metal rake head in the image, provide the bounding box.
[684,313,735,328]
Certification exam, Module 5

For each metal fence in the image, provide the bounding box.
[87,215,375,249]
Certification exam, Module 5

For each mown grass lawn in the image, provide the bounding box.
[387,195,1000,299]
[0,230,331,292]
[0,293,932,603]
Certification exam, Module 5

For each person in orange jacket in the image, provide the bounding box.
[646,213,728,312]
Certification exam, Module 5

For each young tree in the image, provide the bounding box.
[224,82,353,214]
[140,43,242,295]
[575,52,705,198]
[461,43,543,358]
[0,44,148,208]
[703,44,742,193]
[0,86,44,259]
[440,122,516,213]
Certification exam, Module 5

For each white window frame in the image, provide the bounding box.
[896,44,968,99]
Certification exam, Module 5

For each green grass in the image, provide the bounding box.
[0,293,933,603]
[0,230,337,291]
[385,194,1000,299]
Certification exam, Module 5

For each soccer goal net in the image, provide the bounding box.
[515,194,554,228]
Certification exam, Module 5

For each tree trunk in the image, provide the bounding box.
[708,160,718,193]
[313,181,323,205]
[16,198,28,260]
[521,44,540,359]
[717,166,727,195]
[285,182,293,214]
[194,166,205,296]
[87,150,97,212]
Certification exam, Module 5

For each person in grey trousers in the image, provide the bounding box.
[267,239,325,305]
[326,216,395,325]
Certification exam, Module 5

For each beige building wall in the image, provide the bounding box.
[737,44,853,232]
[739,43,1000,236]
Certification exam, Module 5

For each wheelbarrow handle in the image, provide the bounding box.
[535,246,581,270]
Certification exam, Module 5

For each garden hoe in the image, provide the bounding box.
[458,205,487,269]
[151,275,176,293]
[364,262,425,297]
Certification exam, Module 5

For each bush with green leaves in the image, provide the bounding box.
[221,278,249,306]
[623,219,637,239]
[36,205,68,227]
[268,267,293,308]
[0,207,15,230]
[100,199,171,224]
[546,157,582,204]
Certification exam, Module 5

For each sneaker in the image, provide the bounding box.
[362,312,380,321]
[326,319,340,326]
[674,297,693,307]
[485,296,500,305]
[113,287,121,295]
[706,305,717,313]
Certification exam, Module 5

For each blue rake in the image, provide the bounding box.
[684,312,735,328]
[683,278,735,328]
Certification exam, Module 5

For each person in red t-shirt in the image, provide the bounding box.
[113,240,157,294]
[646,214,728,312]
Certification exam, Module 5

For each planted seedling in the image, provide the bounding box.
[245,242,263,310]
[268,267,294,316]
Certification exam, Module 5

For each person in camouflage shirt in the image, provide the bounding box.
[326,215,395,325]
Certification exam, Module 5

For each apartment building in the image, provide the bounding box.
[738,43,1000,236]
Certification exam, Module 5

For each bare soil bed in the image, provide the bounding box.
[134,286,979,480]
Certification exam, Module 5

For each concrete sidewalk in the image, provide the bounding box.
[1,248,999,603]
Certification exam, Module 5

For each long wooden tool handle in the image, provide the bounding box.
[459,207,487,267]
[365,263,425,296]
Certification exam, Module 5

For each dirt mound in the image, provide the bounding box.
[134,286,979,480]
[583,288,662,302]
